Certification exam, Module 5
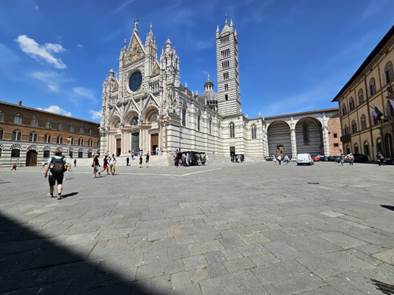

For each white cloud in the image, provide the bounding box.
[76,43,84,48]
[89,110,102,121]
[29,71,63,92]
[112,0,137,14]
[72,86,95,101]
[15,35,66,69]
[39,105,72,116]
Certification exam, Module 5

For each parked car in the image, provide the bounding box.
[319,155,328,161]
[313,155,321,162]
[352,153,369,163]
[383,158,394,165]
[327,156,340,162]
[297,153,314,165]
[265,155,274,161]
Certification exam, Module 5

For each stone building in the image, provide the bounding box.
[333,26,394,161]
[100,20,341,163]
[0,100,100,167]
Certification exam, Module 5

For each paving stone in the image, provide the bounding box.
[200,270,269,295]
[263,241,300,260]
[373,248,394,265]
[224,257,255,273]
[251,259,310,285]
[320,232,367,249]
[1,163,394,294]
[297,250,376,278]
[263,273,327,295]
[183,255,207,271]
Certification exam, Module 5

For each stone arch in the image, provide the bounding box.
[124,110,140,126]
[267,121,291,157]
[142,105,159,124]
[295,117,323,156]
[109,115,121,129]
[26,145,37,151]
[10,143,21,150]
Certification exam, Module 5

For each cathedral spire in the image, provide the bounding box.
[145,23,156,46]
[133,18,139,34]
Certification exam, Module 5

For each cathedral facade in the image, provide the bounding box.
[100,20,341,163]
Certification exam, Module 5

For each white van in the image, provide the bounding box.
[297,153,314,165]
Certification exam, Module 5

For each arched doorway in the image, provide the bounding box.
[295,117,323,156]
[384,133,393,158]
[26,150,38,166]
[125,111,140,155]
[143,106,159,155]
[267,121,292,157]
[109,115,121,156]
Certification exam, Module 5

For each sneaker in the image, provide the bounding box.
[48,193,54,198]
[57,194,62,200]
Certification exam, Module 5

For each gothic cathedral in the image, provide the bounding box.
[99,19,336,163]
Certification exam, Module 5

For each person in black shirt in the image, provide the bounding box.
[92,154,101,177]
[146,153,150,168]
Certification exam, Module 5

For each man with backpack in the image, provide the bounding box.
[44,148,67,200]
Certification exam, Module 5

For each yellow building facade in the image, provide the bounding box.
[333,26,394,161]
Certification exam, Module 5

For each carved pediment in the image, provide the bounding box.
[123,35,145,66]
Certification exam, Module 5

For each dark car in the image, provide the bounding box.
[179,151,206,166]
[352,153,369,163]
[383,158,394,165]
[265,155,274,161]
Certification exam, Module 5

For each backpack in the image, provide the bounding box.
[50,156,65,173]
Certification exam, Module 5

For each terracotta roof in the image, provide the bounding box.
[0,100,100,126]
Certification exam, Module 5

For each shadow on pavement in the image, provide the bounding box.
[371,279,394,295]
[0,212,170,295]
[380,205,394,211]
[61,192,79,199]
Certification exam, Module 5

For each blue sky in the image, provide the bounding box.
[0,0,393,122]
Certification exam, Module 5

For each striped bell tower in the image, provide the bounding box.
[216,18,241,117]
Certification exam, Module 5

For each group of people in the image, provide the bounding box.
[337,153,354,166]
[126,150,150,168]
[92,154,117,177]
[173,150,207,167]
[273,154,290,165]
[174,150,187,167]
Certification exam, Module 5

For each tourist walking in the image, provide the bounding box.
[340,154,345,166]
[139,154,143,168]
[109,154,117,175]
[92,154,100,177]
[277,154,282,165]
[377,152,384,166]
[74,158,77,167]
[11,162,17,171]
[101,155,110,175]
[145,153,150,168]
[126,157,130,166]
[348,153,354,165]
[44,148,67,200]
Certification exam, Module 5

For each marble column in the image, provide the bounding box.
[290,126,297,160]
[262,125,269,157]
[322,123,330,156]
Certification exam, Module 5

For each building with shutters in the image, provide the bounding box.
[100,19,342,163]
[332,26,394,161]
[0,100,100,167]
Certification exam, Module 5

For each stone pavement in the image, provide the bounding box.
[1,162,394,294]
